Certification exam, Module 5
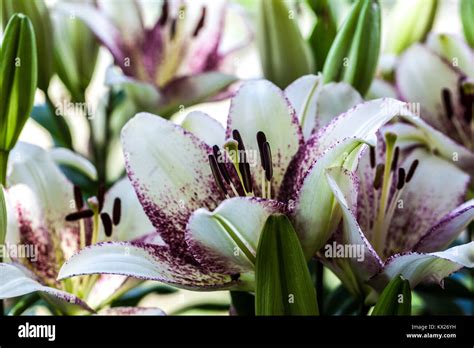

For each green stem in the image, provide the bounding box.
[0,150,9,187]
[8,293,40,316]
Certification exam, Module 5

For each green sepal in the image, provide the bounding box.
[255,214,318,316]
[461,0,474,48]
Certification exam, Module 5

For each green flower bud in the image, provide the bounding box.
[386,0,438,55]
[0,14,38,185]
[2,0,53,92]
[52,0,99,103]
[461,0,474,48]
[255,214,318,316]
[257,0,315,88]
[372,275,411,315]
[322,0,381,96]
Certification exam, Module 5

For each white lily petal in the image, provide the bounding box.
[284,74,323,139]
[367,78,398,99]
[186,197,283,274]
[58,242,239,290]
[181,111,225,147]
[87,276,142,309]
[227,79,303,195]
[0,263,93,313]
[121,113,222,249]
[100,178,156,243]
[97,307,165,316]
[49,147,98,181]
[415,200,474,253]
[369,242,474,292]
[427,33,474,79]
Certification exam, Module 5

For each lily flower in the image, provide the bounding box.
[396,33,474,172]
[56,75,469,293]
[56,0,248,115]
[322,128,474,301]
[0,143,159,314]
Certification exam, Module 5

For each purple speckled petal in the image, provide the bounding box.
[97,307,165,316]
[226,80,304,196]
[384,148,470,257]
[121,113,223,254]
[186,197,285,275]
[58,242,243,291]
[324,168,383,289]
[181,111,225,147]
[56,2,125,65]
[415,200,474,253]
[396,44,463,135]
[0,263,94,314]
[368,242,474,294]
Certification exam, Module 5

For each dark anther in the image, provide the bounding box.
[369,146,376,168]
[263,142,273,181]
[170,18,177,40]
[405,159,419,183]
[256,131,267,167]
[73,185,83,210]
[459,80,474,123]
[239,161,253,193]
[209,154,227,196]
[441,88,454,120]
[66,209,94,222]
[373,164,385,190]
[158,0,169,26]
[232,129,246,152]
[397,168,406,190]
[231,273,240,281]
[97,183,105,212]
[113,198,122,226]
[101,213,113,238]
[192,7,206,37]
[212,145,231,185]
[391,146,400,172]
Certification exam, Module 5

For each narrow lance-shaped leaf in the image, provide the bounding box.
[257,0,315,88]
[322,0,380,96]
[308,0,338,71]
[255,214,318,316]
[0,14,38,185]
[461,0,474,48]
[371,275,411,316]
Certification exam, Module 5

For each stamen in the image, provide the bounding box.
[113,198,122,226]
[391,146,399,171]
[239,161,253,194]
[101,213,113,238]
[369,146,376,168]
[212,145,231,185]
[442,88,454,120]
[256,131,267,166]
[263,142,273,181]
[405,159,419,182]
[232,129,245,152]
[159,0,169,26]
[192,7,206,37]
[209,154,228,197]
[170,18,177,40]
[66,209,94,222]
[373,164,385,190]
[97,183,105,213]
[396,168,406,190]
[73,185,84,210]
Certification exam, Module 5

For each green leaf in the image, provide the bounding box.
[255,214,318,316]
[2,0,54,92]
[0,13,38,155]
[322,0,380,96]
[30,104,73,149]
[0,185,7,247]
[461,0,474,48]
[385,0,438,55]
[257,0,315,88]
[372,275,411,316]
[308,0,338,71]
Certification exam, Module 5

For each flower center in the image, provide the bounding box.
[441,77,474,150]
[369,133,419,257]
[208,130,274,200]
